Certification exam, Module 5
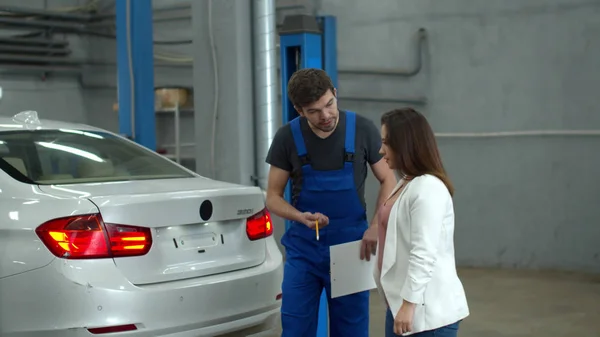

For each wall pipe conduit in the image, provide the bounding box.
[0,5,94,21]
[339,28,427,77]
[0,64,81,74]
[435,130,600,138]
[252,0,279,189]
[0,54,78,64]
[274,26,427,78]
[0,4,190,21]
[0,45,70,54]
[0,16,86,29]
[277,94,427,106]
[0,60,189,74]
[0,36,68,46]
[339,95,427,105]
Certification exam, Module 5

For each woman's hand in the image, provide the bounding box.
[394,300,416,335]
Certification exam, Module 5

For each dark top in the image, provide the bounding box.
[265,110,383,210]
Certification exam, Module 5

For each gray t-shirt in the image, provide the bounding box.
[265,110,383,210]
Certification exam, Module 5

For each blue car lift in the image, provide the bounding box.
[116,0,156,150]
[279,14,338,337]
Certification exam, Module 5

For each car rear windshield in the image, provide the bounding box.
[0,129,194,185]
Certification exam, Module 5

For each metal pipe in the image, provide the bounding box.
[0,45,71,55]
[0,16,191,46]
[0,64,81,74]
[85,60,190,68]
[8,25,193,45]
[339,96,427,105]
[339,28,427,77]
[154,39,192,45]
[92,3,193,20]
[0,36,68,46]
[0,4,191,26]
[145,13,191,24]
[276,4,306,11]
[1,28,116,40]
[277,94,427,106]
[0,63,187,84]
[0,56,190,68]
[0,16,86,29]
[435,130,600,138]
[0,5,93,21]
[174,105,181,163]
[88,13,192,27]
[252,0,278,189]
[0,54,79,64]
[273,27,427,78]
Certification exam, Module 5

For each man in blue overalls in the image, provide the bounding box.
[266,68,397,336]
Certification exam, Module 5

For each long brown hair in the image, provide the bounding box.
[381,108,454,196]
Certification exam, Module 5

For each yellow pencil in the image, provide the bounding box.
[316,219,320,241]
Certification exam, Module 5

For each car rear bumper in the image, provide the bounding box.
[0,237,283,337]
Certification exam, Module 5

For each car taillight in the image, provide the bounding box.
[35,214,152,259]
[246,208,273,241]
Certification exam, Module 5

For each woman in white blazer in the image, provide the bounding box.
[373,108,469,336]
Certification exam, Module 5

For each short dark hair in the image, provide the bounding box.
[381,108,454,196]
[287,68,334,108]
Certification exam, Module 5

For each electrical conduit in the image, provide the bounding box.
[252,0,278,189]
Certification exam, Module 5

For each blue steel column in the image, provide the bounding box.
[278,14,328,337]
[320,16,338,89]
[116,0,156,150]
[279,16,323,230]
[279,36,323,125]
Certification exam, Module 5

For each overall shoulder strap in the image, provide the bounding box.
[290,117,310,166]
[344,111,356,162]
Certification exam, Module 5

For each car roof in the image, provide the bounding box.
[0,111,107,133]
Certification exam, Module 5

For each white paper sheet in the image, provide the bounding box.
[329,240,378,298]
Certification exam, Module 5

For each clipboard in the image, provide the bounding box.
[329,240,378,298]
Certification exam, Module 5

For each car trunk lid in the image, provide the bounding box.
[37,177,269,285]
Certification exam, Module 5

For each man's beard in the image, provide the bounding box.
[315,118,336,132]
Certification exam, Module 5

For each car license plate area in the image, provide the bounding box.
[162,221,239,252]
[177,233,218,251]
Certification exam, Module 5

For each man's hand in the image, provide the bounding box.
[299,212,329,229]
[394,301,416,335]
[360,225,378,261]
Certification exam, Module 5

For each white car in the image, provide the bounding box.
[0,112,283,337]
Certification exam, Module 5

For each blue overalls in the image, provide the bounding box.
[280,111,370,337]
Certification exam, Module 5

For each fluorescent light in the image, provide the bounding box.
[36,142,104,162]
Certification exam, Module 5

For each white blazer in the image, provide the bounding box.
[374,174,469,335]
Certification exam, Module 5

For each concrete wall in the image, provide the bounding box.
[191,0,255,185]
[0,77,87,122]
[0,0,89,122]
[316,0,600,273]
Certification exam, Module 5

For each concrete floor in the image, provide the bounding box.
[262,268,600,337]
